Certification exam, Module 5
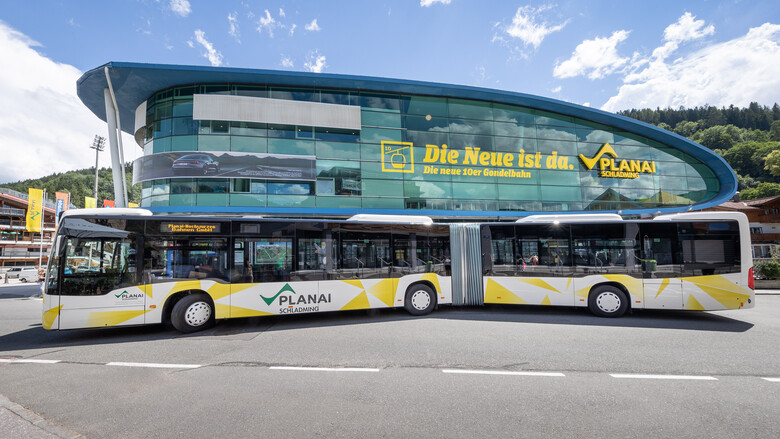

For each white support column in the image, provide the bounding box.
[104,88,127,207]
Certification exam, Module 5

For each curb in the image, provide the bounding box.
[0,394,84,439]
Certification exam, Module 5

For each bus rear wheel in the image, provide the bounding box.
[404,284,436,316]
[171,294,214,333]
[588,286,628,318]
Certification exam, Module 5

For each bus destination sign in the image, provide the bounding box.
[162,222,222,233]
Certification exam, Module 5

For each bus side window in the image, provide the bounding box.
[678,221,740,276]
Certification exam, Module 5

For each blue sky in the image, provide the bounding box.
[0,0,779,183]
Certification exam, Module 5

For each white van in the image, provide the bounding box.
[7,267,39,282]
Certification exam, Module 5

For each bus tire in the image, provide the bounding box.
[588,285,628,318]
[404,284,436,316]
[171,294,214,333]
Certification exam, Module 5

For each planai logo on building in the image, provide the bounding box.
[260,283,332,314]
[579,143,657,179]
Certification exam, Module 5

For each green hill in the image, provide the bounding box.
[1,164,140,208]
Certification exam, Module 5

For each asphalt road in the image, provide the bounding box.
[1,284,778,438]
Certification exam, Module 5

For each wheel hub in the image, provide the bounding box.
[410,290,431,310]
[184,301,212,326]
[596,292,621,313]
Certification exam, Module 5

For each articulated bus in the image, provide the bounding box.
[42,210,754,333]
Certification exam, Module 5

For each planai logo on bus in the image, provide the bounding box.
[260,283,332,314]
[114,290,144,301]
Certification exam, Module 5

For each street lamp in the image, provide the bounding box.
[90,135,106,201]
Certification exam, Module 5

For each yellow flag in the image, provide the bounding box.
[26,188,44,232]
[85,196,97,209]
[128,202,139,208]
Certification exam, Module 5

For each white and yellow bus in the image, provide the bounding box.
[42,210,754,333]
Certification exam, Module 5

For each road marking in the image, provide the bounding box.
[442,369,565,377]
[269,366,380,373]
[610,374,717,380]
[761,377,780,382]
[0,359,61,364]
[106,362,201,369]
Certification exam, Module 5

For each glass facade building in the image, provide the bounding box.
[77,62,737,218]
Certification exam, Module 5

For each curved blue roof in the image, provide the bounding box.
[77,61,737,210]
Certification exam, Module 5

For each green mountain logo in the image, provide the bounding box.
[260,283,296,305]
[115,290,129,298]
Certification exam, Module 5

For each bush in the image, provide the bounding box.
[754,260,780,279]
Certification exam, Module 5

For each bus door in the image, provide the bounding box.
[639,223,682,309]
[320,224,395,311]
[56,218,143,330]
[232,234,297,316]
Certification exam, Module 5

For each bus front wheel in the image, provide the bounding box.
[588,286,628,318]
[404,284,436,316]
[171,294,215,333]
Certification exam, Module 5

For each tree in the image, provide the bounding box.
[720,141,780,179]
[765,149,780,177]
[740,182,780,200]
[771,120,780,141]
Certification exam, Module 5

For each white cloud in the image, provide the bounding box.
[257,9,278,37]
[304,51,327,73]
[664,12,714,44]
[553,30,630,79]
[603,23,780,112]
[280,55,294,68]
[420,0,451,6]
[289,24,297,36]
[186,40,194,48]
[551,85,562,93]
[169,0,191,18]
[279,8,286,18]
[193,29,223,67]
[500,5,569,49]
[0,21,136,183]
[228,12,240,42]
[305,19,321,32]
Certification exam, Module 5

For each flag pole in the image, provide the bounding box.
[38,189,45,269]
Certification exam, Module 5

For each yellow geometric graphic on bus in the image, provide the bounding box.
[519,278,560,293]
[681,276,751,309]
[685,294,705,310]
[485,278,528,304]
[367,279,395,307]
[341,279,365,289]
[341,291,371,310]
[540,295,551,306]
[655,278,670,298]
[42,305,63,330]
[207,283,235,301]
[85,309,151,327]
[420,273,442,294]
[604,275,643,299]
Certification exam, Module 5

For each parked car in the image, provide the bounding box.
[6,267,37,279]
[172,154,220,175]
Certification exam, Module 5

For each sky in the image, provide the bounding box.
[0,0,779,184]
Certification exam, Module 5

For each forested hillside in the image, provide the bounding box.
[0,165,140,208]
[619,103,780,200]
